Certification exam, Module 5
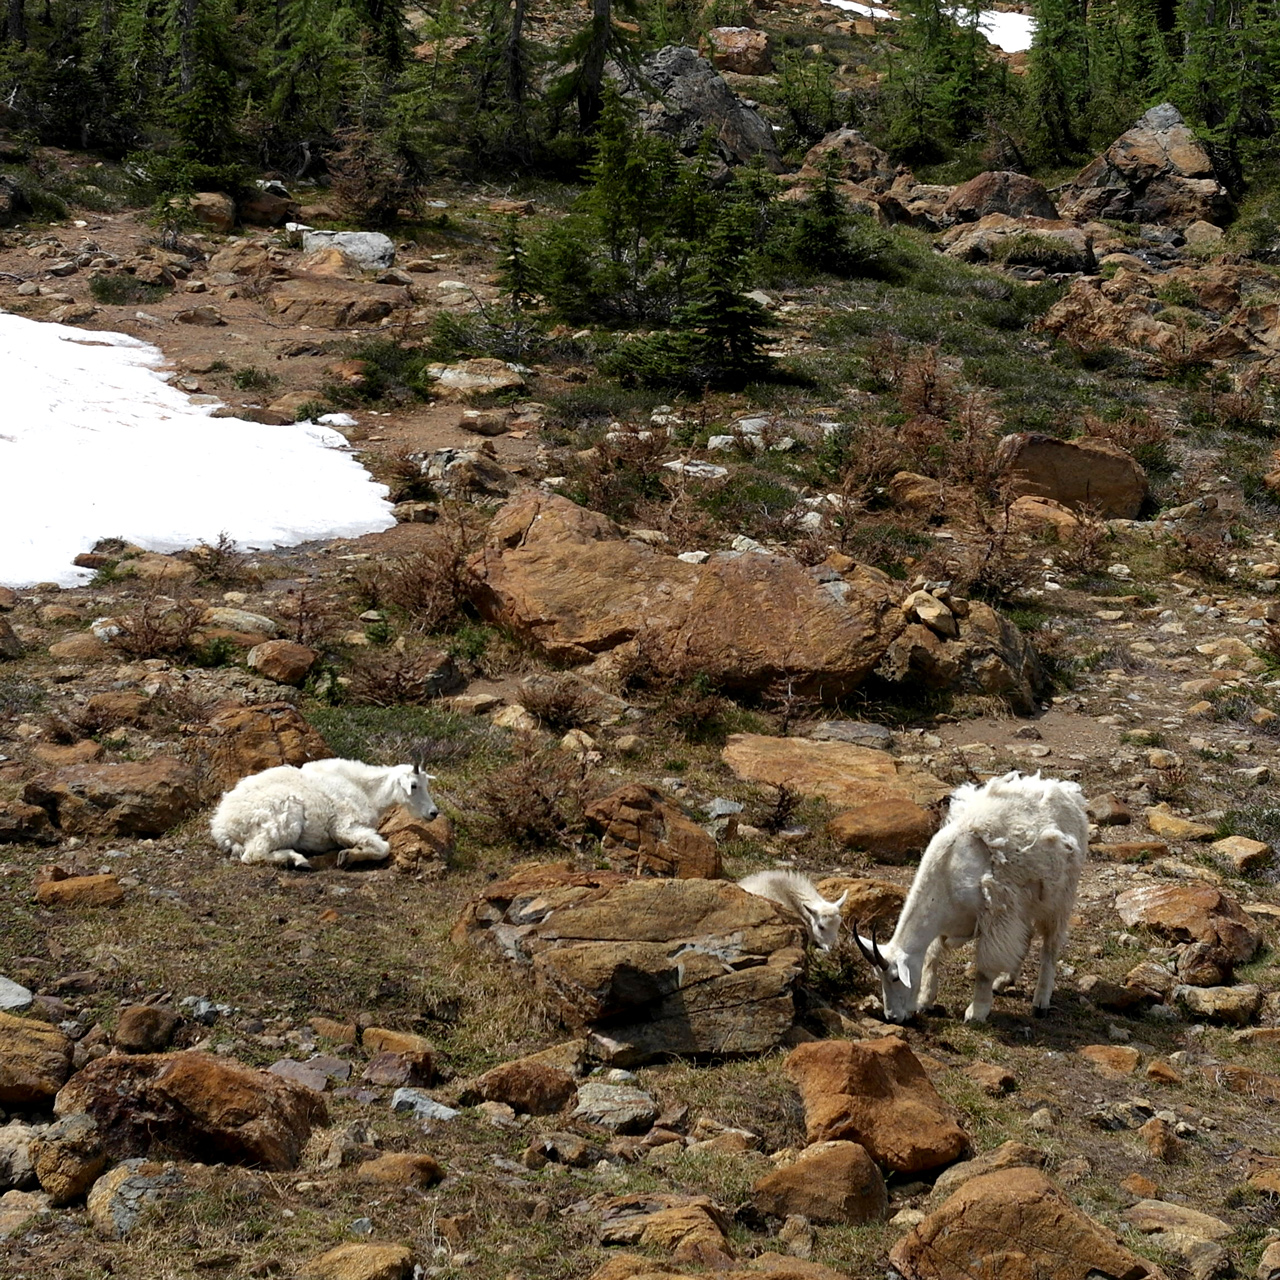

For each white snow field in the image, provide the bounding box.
[0,311,395,588]
[823,1,1036,53]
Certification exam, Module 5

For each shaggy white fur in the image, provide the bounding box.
[853,770,1088,1023]
[737,870,847,951]
[210,759,439,869]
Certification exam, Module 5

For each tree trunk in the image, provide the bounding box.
[5,0,27,48]
[578,0,611,130]
[178,0,198,94]
[506,0,526,106]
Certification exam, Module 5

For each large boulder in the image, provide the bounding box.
[705,27,772,75]
[22,758,198,837]
[1058,102,1232,226]
[455,868,806,1064]
[816,876,906,936]
[584,784,721,879]
[201,701,332,792]
[299,230,395,271]
[785,1038,969,1174]
[269,273,412,328]
[54,1050,327,1170]
[0,616,21,659]
[0,1014,73,1108]
[825,799,935,862]
[874,600,1047,714]
[995,432,1147,519]
[469,493,906,699]
[939,214,1094,273]
[721,734,949,810]
[1115,882,1259,963]
[890,1167,1169,1279]
[800,129,896,192]
[623,45,785,172]
[943,171,1060,222]
[1037,276,1184,364]
[752,1140,887,1225]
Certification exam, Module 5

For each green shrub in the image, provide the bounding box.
[89,275,172,306]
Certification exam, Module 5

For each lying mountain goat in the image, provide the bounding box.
[211,758,438,869]
[737,871,847,951]
[853,771,1087,1023]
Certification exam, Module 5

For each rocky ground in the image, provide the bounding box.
[8,11,1280,1280]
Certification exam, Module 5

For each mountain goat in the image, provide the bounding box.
[211,758,438,869]
[737,870,847,951]
[853,771,1087,1024]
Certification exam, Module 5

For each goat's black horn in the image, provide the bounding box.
[853,920,889,971]
[870,925,887,969]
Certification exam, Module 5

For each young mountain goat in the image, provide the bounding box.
[853,771,1088,1023]
[211,758,438,869]
[737,870,847,951]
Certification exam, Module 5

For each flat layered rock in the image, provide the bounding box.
[457,869,805,1065]
[891,1168,1168,1279]
[721,734,948,810]
[469,493,905,699]
[1115,882,1258,962]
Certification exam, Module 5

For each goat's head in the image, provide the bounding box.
[393,763,439,821]
[853,920,918,1024]
[802,890,847,952]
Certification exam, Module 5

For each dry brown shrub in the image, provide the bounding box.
[920,502,1032,603]
[186,532,258,587]
[633,473,720,552]
[1049,507,1110,577]
[360,507,483,633]
[277,584,347,646]
[474,741,596,849]
[346,647,459,707]
[112,587,204,659]
[1163,532,1233,582]
[897,345,954,420]
[568,429,671,525]
[327,123,421,227]
[517,674,598,732]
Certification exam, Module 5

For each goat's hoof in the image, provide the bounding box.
[1032,1004,1051,1019]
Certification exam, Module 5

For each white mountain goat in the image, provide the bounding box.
[852,771,1087,1023]
[737,870,847,951]
[211,759,438,869]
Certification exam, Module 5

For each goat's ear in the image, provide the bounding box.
[896,957,914,989]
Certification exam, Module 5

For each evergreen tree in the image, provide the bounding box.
[1026,0,1091,159]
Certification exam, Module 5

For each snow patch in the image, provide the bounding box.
[822,1,1036,53]
[0,311,395,588]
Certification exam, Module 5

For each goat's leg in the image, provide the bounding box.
[333,821,391,868]
[964,972,996,1023]
[1031,923,1066,1016]
[919,936,948,1008]
[238,801,311,869]
[240,834,311,869]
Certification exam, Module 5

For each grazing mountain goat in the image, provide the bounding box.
[737,870,847,951]
[211,759,438,869]
[853,771,1087,1024]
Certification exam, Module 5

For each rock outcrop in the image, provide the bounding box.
[720,734,949,810]
[455,867,806,1064]
[785,1039,969,1174]
[890,1167,1169,1279]
[23,758,198,836]
[995,433,1148,519]
[55,1050,327,1170]
[1058,103,1231,226]
[1115,882,1259,963]
[943,171,1060,222]
[624,46,785,172]
[584,784,722,879]
[469,493,906,699]
[0,1014,73,1107]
